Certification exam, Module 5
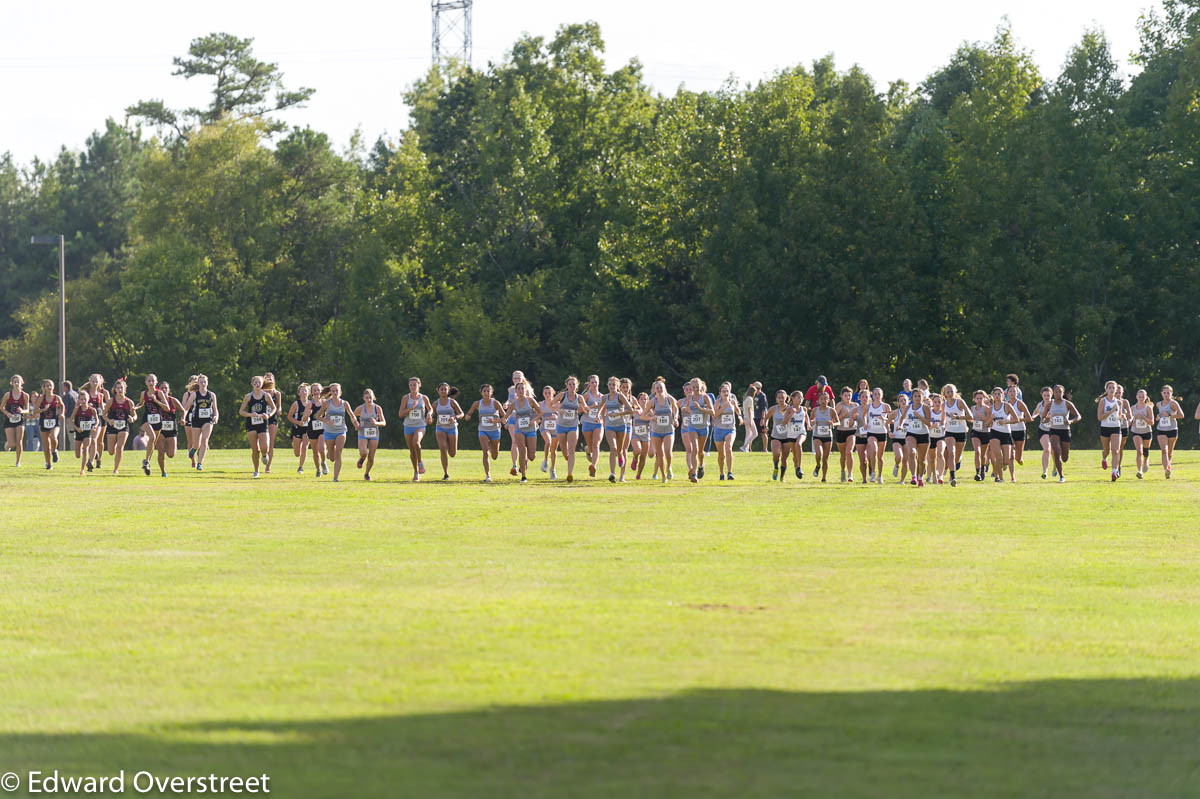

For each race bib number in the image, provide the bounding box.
[6,414,19,424]
[147,413,161,424]
[78,420,94,431]
[607,412,624,425]
[587,408,600,420]
[816,424,830,437]
[721,413,735,427]
[931,424,942,436]
[775,421,789,435]
[42,418,56,429]
[690,413,704,427]
[251,414,264,425]
[362,426,378,438]
[518,416,531,429]
[197,407,212,419]
[481,416,496,427]
[560,409,576,423]
[110,419,127,431]
[161,420,176,432]
[408,408,423,421]
[1105,412,1120,425]
[634,424,649,437]
[438,414,453,426]
[870,416,886,432]
[791,421,806,436]
[310,419,324,431]
[1159,416,1172,428]
[656,414,671,427]
[1052,415,1065,426]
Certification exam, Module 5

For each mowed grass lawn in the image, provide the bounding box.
[2,444,1199,798]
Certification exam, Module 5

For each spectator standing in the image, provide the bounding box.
[1006,373,1023,403]
[753,382,769,452]
[61,380,78,445]
[741,384,758,452]
[805,376,835,409]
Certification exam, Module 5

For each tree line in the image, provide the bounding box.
[3,6,1200,444]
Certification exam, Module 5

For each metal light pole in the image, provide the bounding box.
[31,234,66,448]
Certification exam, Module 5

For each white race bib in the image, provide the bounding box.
[438,414,453,426]
[78,420,94,431]
[586,408,600,420]
[560,409,576,423]
[362,426,378,438]
[251,414,264,425]
[310,419,324,431]
[408,407,423,421]
[161,420,176,432]
[870,416,886,432]
[634,424,649,436]
[147,413,161,424]
[6,414,19,424]
[656,414,670,427]
[973,420,986,431]
[1052,415,1065,426]
[110,419,127,431]
[482,416,496,427]
[816,424,830,437]
[720,413,735,427]
[42,418,56,429]
[518,416,531,429]
[1159,416,1172,428]
[197,407,212,419]
[931,424,943,436]
[1105,411,1120,425]
[690,413,704,427]
[775,421,789,435]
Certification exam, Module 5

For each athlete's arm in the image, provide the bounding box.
[287,401,303,426]
[450,399,465,418]
[374,405,387,426]
[239,393,253,418]
[423,394,434,424]
[1066,401,1082,424]
[461,400,479,422]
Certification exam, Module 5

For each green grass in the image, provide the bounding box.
[2,445,1199,797]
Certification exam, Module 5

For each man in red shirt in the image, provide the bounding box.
[805,375,835,408]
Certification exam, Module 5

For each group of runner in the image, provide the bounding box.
[2,371,1193,484]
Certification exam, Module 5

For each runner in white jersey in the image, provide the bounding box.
[788,391,810,480]
[888,393,911,481]
[539,384,560,478]
[1096,380,1124,482]
[940,384,971,476]
[1155,384,1183,479]
[1030,386,1054,479]
[852,389,874,484]
[988,386,1018,483]
[1006,385,1034,468]
[833,387,858,483]
[925,392,950,485]
[1128,389,1155,479]
[865,387,891,485]
[810,391,837,483]
[904,387,931,487]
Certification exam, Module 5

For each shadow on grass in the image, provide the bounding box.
[4,681,1198,798]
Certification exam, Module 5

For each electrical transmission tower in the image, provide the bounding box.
[432,0,473,68]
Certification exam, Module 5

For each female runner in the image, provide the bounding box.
[287,383,311,473]
[681,381,714,483]
[238,375,277,478]
[864,388,892,484]
[810,390,836,483]
[84,374,110,470]
[940,385,968,474]
[397,377,434,482]
[1117,384,1133,467]
[433,383,464,481]
[304,382,328,477]
[853,389,873,484]
[3,375,30,466]
[889,393,910,480]
[987,387,1018,482]
[904,387,930,487]
[137,374,165,475]
[1129,389,1155,478]
[502,371,526,476]
[695,378,716,478]
[620,378,637,465]
[1156,385,1184,478]
[463,384,505,482]
[580,375,606,478]
[789,390,810,479]
[834,387,858,482]
[34,379,64,469]
[316,383,359,482]
[969,390,991,481]
[181,375,198,467]
[1042,385,1081,483]
[506,374,539,479]
[602,376,637,483]
[71,386,99,475]
[355,388,386,480]
[1006,384,1033,468]
[710,382,743,480]
[549,376,591,483]
[643,379,679,483]
[1030,386,1054,479]
[630,392,651,480]
[103,379,137,475]
[509,384,542,483]
[152,382,185,477]
[925,391,950,485]
[262,372,283,473]
[1097,380,1124,481]
[539,385,559,478]
[768,391,794,481]
[183,375,218,471]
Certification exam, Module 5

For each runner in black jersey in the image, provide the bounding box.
[238,375,277,478]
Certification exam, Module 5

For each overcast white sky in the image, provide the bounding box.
[2,0,1159,165]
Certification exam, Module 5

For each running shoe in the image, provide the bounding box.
[196,463,204,471]
[1059,475,1066,483]
[950,477,957,487]
[86,461,93,472]
[589,464,596,477]
[1166,467,1172,479]
[252,471,260,479]
[365,474,372,481]
[667,469,673,479]
[618,456,625,468]
[541,460,548,473]
[719,474,725,481]
[892,465,899,477]
[689,472,697,483]
[142,460,151,476]
[550,468,557,479]
[357,456,365,469]
[1136,471,1143,479]
[917,477,924,487]
[937,477,944,485]
[814,464,820,478]
[566,474,574,483]
[161,472,167,478]
[697,466,705,480]
[727,473,735,480]
[1041,472,1047,479]
[1111,470,1118,482]
[321,463,329,476]
[443,474,450,481]
[484,476,493,483]
[298,467,304,474]
[418,461,426,475]
[795,467,802,479]
[44,463,51,470]
[772,468,778,481]
[52,451,58,463]
[521,476,527,483]
[840,472,846,483]
[510,466,518,476]
[609,474,616,483]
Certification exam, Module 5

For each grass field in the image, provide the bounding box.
[2,445,1199,797]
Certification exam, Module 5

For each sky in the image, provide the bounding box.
[1,0,1160,166]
